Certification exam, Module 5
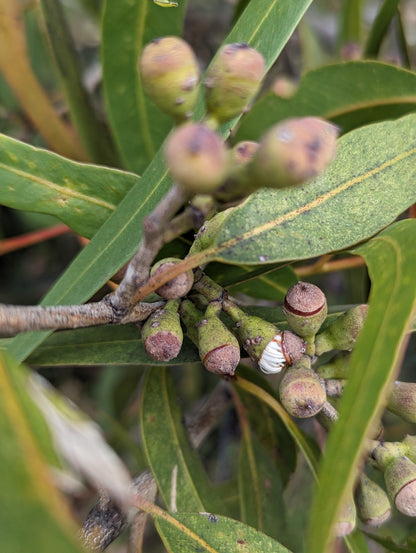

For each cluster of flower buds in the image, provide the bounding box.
[139,36,339,200]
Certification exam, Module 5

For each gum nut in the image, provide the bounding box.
[203,344,240,376]
[164,123,228,193]
[151,259,194,300]
[279,367,326,418]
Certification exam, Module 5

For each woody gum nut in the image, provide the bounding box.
[383,456,416,516]
[151,258,194,299]
[387,382,416,423]
[142,304,183,362]
[314,305,369,355]
[355,473,391,526]
[139,36,199,120]
[197,316,240,376]
[205,43,265,124]
[279,366,326,418]
[283,281,327,339]
[164,123,228,193]
[251,117,339,189]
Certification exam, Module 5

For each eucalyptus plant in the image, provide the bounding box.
[0,2,416,553]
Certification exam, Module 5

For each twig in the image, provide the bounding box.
[0,300,163,336]
[0,224,71,255]
[295,255,365,277]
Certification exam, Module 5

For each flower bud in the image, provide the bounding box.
[314,305,368,356]
[164,123,228,193]
[223,300,305,374]
[141,299,183,362]
[403,435,416,463]
[387,382,416,423]
[316,351,351,380]
[279,358,327,418]
[354,473,391,526]
[215,141,260,201]
[151,257,194,300]
[372,441,409,469]
[197,304,240,376]
[283,281,327,355]
[204,43,265,124]
[334,496,356,537]
[383,456,416,516]
[251,117,339,189]
[139,36,199,121]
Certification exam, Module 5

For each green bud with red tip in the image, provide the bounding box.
[383,457,416,517]
[250,117,339,190]
[142,299,183,362]
[180,300,240,375]
[204,43,265,125]
[279,356,327,418]
[354,473,391,527]
[314,305,368,356]
[283,281,327,356]
[139,36,199,121]
[387,382,416,423]
[223,299,305,374]
[164,122,228,193]
[151,257,194,300]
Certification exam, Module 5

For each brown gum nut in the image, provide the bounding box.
[281,330,306,365]
[284,281,326,316]
[152,261,194,300]
[144,330,182,362]
[203,344,240,376]
[164,123,228,193]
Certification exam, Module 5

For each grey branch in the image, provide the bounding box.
[0,300,164,336]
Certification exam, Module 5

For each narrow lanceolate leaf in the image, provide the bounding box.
[236,61,416,140]
[101,0,187,173]
[155,511,293,553]
[140,368,223,514]
[238,426,287,541]
[0,134,138,237]
[7,0,314,362]
[191,113,416,266]
[307,220,416,553]
[0,351,84,553]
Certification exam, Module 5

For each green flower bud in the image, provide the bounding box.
[334,496,356,537]
[355,473,391,527]
[279,358,327,418]
[387,381,416,423]
[383,456,416,516]
[180,300,240,375]
[223,300,305,374]
[314,305,368,356]
[403,435,416,463]
[151,257,194,300]
[250,117,339,189]
[164,123,228,193]
[197,304,240,376]
[204,43,265,124]
[142,300,183,362]
[316,352,352,380]
[283,281,327,355]
[139,36,199,121]
[215,140,260,201]
[372,441,409,470]
[188,210,232,256]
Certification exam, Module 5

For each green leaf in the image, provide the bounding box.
[238,429,287,542]
[0,134,138,237]
[193,113,416,266]
[364,0,399,58]
[101,0,187,173]
[307,219,416,553]
[0,351,84,553]
[338,0,362,47]
[236,61,416,139]
[39,0,118,166]
[27,325,200,367]
[6,0,314,362]
[155,511,293,553]
[363,532,416,553]
[140,367,224,513]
